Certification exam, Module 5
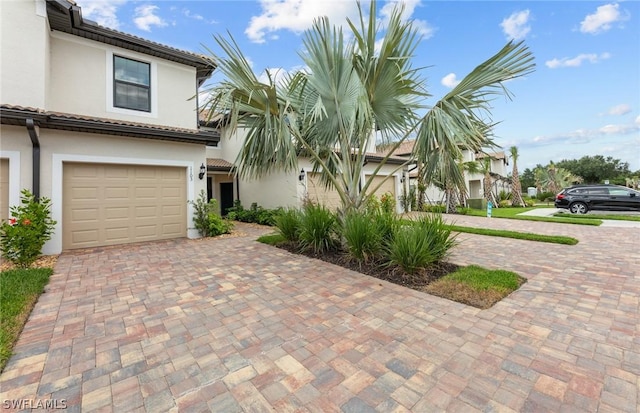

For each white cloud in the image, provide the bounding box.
[500,10,531,40]
[183,8,218,24]
[607,104,632,116]
[134,5,168,32]
[245,0,361,43]
[580,3,628,34]
[532,121,640,145]
[545,52,611,69]
[245,0,433,44]
[441,73,460,88]
[380,0,435,39]
[76,0,128,29]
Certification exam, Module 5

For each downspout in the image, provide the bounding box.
[25,118,40,201]
[235,175,240,202]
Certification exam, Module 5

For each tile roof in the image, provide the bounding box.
[0,104,219,145]
[377,140,415,157]
[207,158,234,170]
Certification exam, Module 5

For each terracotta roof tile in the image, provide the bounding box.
[207,158,234,170]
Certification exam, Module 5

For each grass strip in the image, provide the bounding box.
[1,267,53,371]
[257,234,286,245]
[447,224,579,245]
[463,208,601,225]
[553,213,640,222]
[425,265,526,309]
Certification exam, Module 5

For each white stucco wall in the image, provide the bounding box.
[48,32,199,129]
[1,0,49,108]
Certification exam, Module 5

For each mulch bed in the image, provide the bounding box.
[276,242,459,290]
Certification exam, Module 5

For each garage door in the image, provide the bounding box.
[0,159,8,221]
[306,172,342,210]
[365,174,396,200]
[63,162,187,250]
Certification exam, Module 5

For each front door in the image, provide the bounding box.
[220,182,234,216]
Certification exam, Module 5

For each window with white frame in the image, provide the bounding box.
[113,55,151,112]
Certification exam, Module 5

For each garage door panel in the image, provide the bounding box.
[162,223,182,236]
[104,187,129,199]
[71,229,100,245]
[64,162,187,250]
[71,187,99,200]
[307,172,342,210]
[366,175,396,199]
[104,207,129,220]
[70,208,99,222]
[135,206,158,218]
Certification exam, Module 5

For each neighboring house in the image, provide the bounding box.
[379,140,509,205]
[202,119,405,213]
[470,151,510,198]
[0,0,218,253]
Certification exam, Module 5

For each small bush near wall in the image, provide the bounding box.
[189,191,233,237]
[226,201,281,226]
[0,190,56,268]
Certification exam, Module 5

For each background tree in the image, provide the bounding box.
[519,167,536,192]
[535,161,582,194]
[556,155,630,184]
[509,146,526,206]
[203,1,534,214]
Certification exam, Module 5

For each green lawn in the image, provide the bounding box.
[447,224,578,245]
[0,267,53,371]
[425,265,527,309]
[463,207,602,226]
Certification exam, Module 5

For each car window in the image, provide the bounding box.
[587,188,609,195]
[609,188,631,196]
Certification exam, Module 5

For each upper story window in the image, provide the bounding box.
[113,56,151,112]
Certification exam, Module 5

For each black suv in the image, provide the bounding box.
[555,184,640,214]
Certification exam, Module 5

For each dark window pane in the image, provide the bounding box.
[114,56,149,86]
[115,82,150,111]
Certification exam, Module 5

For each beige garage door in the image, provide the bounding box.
[0,159,8,221]
[366,174,396,200]
[63,162,187,250]
[306,172,342,210]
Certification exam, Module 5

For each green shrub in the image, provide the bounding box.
[537,191,555,202]
[386,214,457,274]
[525,199,536,207]
[0,190,56,268]
[415,213,458,262]
[341,211,382,263]
[372,211,400,244]
[189,191,233,237]
[298,203,337,254]
[498,190,511,201]
[380,192,396,214]
[275,208,301,242]
[364,195,381,215]
[226,201,279,226]
[498,199,511,208]
[385,224,437,274]
[422,204,446,213]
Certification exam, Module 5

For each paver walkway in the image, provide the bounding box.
[1,218,638,412]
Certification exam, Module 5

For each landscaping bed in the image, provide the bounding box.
[260,233,526,310]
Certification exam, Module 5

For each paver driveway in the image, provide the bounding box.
[1,217,638,412]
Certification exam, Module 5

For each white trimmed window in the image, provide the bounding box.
[113,55,151,112]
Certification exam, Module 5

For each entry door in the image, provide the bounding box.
[220,182,234,216]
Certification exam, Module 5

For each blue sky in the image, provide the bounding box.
[76,0,640,172]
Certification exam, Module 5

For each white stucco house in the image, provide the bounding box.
[0,0,405,253]
[1,0,218,253]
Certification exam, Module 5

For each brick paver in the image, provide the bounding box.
[1,218,638,412]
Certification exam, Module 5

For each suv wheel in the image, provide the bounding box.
[570,202,588,214]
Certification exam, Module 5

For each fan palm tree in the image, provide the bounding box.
[509,146,526,207]
[535,161,583,194]
[202,1,535,214]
